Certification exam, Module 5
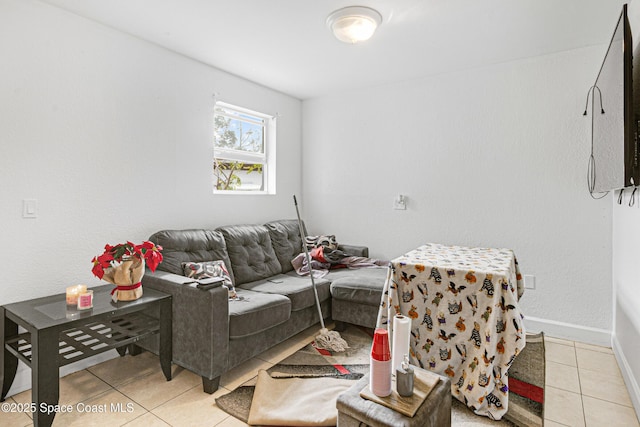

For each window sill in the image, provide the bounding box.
[212,190,274,196]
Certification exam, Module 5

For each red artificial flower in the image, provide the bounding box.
[98,252,114,267]
[144,245,164,272]
[91,257,105,279]
[91,240,163,278]
[141,241,155,250]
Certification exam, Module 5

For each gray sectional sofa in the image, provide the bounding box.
[139,219,387,394]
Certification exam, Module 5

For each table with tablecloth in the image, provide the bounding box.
[377,243,525,420]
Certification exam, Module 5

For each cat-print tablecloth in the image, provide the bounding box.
[377,243,526,420]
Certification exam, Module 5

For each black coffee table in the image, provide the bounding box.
[0,285,172,426]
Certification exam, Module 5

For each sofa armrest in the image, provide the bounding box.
[338,244,369,257]
[142,270,229,381]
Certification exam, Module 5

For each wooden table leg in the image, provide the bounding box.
[32,329,59,427]
[0,308,18,402]
[159,298,172,381]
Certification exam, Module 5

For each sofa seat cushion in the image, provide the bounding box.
[218,224,282,285]
[329,270,387,306]
[229,289,291,339]
[238,273,330,312]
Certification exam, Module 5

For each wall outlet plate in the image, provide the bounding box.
[523,275,535,290]
[393,195,407,210]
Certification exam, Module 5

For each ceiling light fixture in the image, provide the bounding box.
[326,6,382,44]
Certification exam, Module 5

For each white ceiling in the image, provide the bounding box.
[40,0,627,100]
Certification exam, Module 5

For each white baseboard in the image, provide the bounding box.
[612,334,640,422]
[4,350,119,399]
[523,316,612,347]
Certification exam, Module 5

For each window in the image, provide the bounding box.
[213,102,275,193]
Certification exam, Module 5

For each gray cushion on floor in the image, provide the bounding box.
[229,289,291,339]
[238,273,330,312]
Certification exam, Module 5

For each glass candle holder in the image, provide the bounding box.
[66,285,87,306]
[77,289,93,310]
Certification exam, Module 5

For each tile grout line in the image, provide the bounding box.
[84,364,183,425]
[544,340,587,426]
[147,383,214,426]
[213,414,236,427]
[118,410,154,427]
[580,393,588,427]
[574,344,589,427]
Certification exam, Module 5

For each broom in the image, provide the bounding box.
[293,195,348,352]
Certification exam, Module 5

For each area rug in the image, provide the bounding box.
[216,326,544,426]
[502,332,545,427]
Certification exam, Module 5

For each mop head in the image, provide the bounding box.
[314,328,349,352]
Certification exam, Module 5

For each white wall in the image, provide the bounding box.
[612,191,640,419]
[0,0,302,306]
[302,45,612,335]
[0,0,301,395]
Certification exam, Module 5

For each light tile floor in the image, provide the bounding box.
[1,328,638,426]
[543,336,639,427]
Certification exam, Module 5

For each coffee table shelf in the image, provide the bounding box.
[5,311,161,368]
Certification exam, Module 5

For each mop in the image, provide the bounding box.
[293,195,349,352]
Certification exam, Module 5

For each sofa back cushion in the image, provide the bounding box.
[217,224,282,285]
[264,219,305,273]
[148,229,235,284]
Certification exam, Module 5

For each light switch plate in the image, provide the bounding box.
[22,199,37,218]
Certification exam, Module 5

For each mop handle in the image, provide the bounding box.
[293,195,326,330]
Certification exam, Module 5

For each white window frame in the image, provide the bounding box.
[213,102,276,195]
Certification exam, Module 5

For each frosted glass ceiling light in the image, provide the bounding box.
[327,6,382,44]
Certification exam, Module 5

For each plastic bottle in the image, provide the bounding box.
[396,354,414,397]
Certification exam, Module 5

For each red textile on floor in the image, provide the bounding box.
[314,345,350,375]
[508,377,544,403]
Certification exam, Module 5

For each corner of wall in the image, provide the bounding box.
[612,333,640,422]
